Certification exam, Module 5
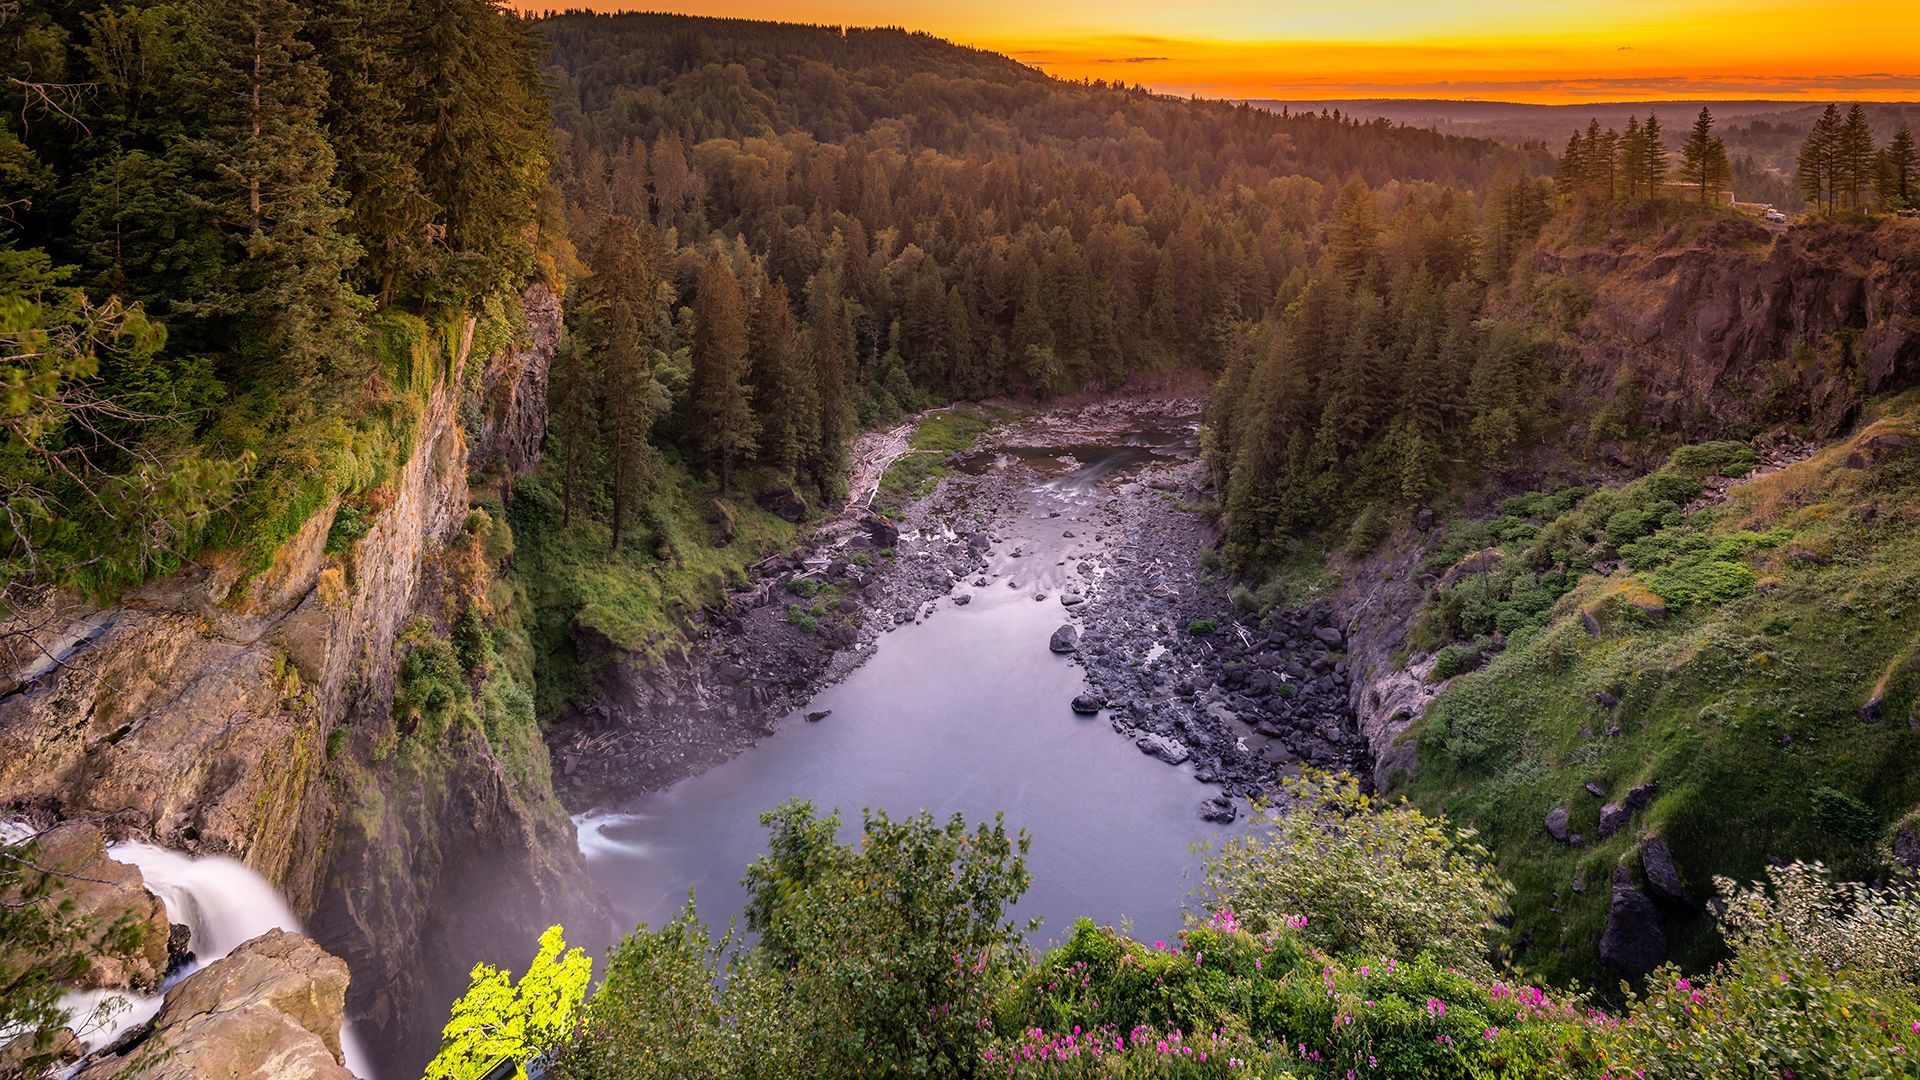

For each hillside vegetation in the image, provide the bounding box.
[1406,397,1920,985]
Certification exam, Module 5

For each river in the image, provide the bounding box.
[574,423,1239,950]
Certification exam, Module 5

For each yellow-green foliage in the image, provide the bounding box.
[426,925,592,1080]
[1408,400,1920,986]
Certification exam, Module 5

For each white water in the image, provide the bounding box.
[44,843,376,1077]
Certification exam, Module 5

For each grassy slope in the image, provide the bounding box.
[1401,397,1920,987]
[507,457,797,716]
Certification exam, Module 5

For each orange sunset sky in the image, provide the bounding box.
[511,0,1920,103]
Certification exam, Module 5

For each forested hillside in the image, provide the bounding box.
[3,0,552,599]
[514,11,1556,692]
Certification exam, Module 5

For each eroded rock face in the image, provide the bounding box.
[76,930,352,1080]
[467,281,560,476]
[1538,218,1920,443]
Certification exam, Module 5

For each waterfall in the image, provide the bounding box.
[47,844,375,1078]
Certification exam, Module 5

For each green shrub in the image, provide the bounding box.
[1200,771,1511,976]
[1810,786,1879,843]
[1345,504,1389,558]
[1187,618,1217,636]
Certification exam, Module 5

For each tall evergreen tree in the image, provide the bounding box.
[183,0,366,411]
[1678,107,1731,204]
[602,300,653,553]
[1798,104,1843,213]
[1837,104,1878,211]
[690,255,757,494]
[1881,124,1919,210]
[1642,111,1669,195]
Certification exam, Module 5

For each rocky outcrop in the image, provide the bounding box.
[1534,217,1920,445]
[1599,865,1667,976]
[21,823,172,992]
[1327,525,1444,790]
[75,930,353,1080]
[467,282,561,477]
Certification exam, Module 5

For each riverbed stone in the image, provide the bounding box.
[1070,694,1103,715]
[1049,625,1080,653]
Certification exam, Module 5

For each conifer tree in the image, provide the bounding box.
[1678,107,1731,204]
[551,334,597,530]
[690,255,757,494]
[1798,104,1843,213]
[1643,111,1669,195]
[602,300,653,553]
[1882,124,1918,210]
[749,276,815,481]
[184,0,365,411]
[1837,104,1878,211]
[1620,116,1648,200]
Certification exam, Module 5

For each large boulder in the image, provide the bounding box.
[76,929,353,1080]
[1640,835,1689,902]
[18,823,171,991]
[1048,625,1080,654]
[1599,866,1667,976]
[1544,806,1571,843]
[1136,734,1190,765]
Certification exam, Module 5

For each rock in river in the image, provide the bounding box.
[1136,733,1190,765]
[1049,624,1080,653]
[1070,693,1103,715]
[1198,795,1237,823]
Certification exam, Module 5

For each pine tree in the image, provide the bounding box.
[807,283,857,503]
[183,0,366,411]
[602,299,653,553]
[1882,124,1918,210]
[551,333,597,530]
[311,0,432,306]
[1555,132,1587,198]
[749,276,814,481]
[1643,111,1669,196]
[1798,104,1843,213]
[401,0,550,297]
[1678,108,1730,204]
[1327,178,1379,284]
[690,255,757,494]
[1837,104,1878,211]
[1619,117,1648,200]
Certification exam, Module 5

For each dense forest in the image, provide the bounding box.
[533,12,1556,530]
[2,0,552,597]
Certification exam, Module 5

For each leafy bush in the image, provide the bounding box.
[1345,504,1389,559]
[1598,863,1920,1078]
[427,926,592,1080]
[1810,787,1879,843]
[1199,772,1511,976]
[1187,618,1218,636]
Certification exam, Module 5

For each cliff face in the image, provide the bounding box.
[1536,217,1920,444]
[0,285,592,1075]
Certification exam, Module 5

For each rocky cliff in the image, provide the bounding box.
[1534,216,1920,447]
[0,285,597,1076]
